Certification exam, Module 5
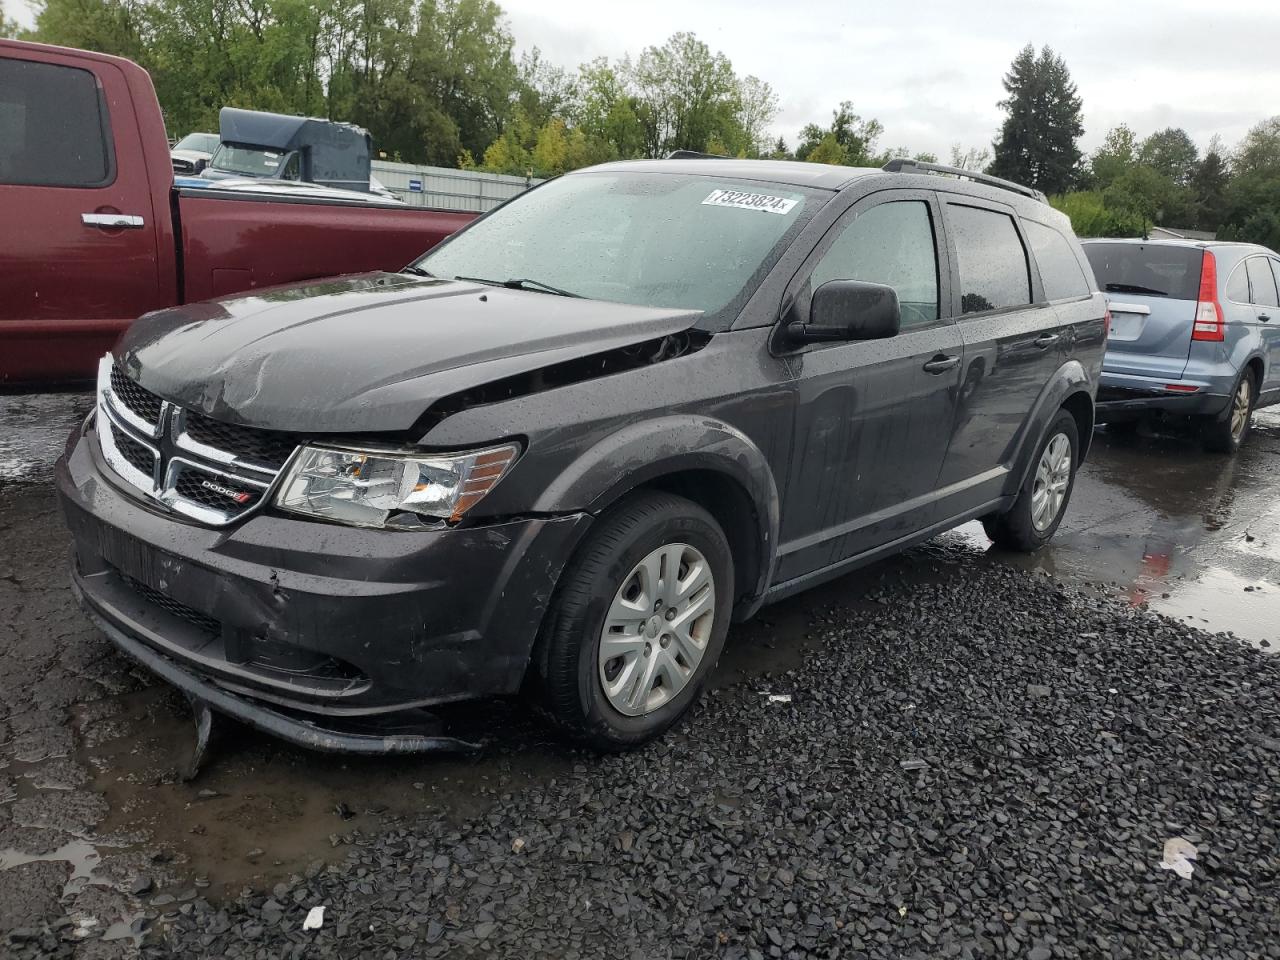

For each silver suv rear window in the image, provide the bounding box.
[1083,243,1202,301]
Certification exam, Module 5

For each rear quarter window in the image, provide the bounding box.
[1083,243,1202,301]
[1023,220,1091,300]
[946,204,1032,314]
[0,57,114,188]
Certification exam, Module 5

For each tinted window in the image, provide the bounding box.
[1083,243,1202,301]
[810,200,939,326]
[1226,263,1251,302]
[1245,257,1279,307]
[948,205,1031,314]
[0,57,113,187]
[1024,220,1091,300]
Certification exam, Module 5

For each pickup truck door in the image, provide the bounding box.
[0,46,164,382]
[774,190,963,583]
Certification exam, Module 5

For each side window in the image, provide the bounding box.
[947,204,1032,314]
[1226,262,1250,303]
[1272,260,1280,299]
[1023,220,1091,300]
[281,153,302,181]
[1245,257,1279,307]
[0,57,114,188]
[810,200,939,327]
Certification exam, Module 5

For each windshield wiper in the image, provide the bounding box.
[400,265,434,277]
[453,275,583,298]
[1105,282,1167,296]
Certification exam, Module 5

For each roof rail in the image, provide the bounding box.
[665,150,731,160]
[881,158,1048,203]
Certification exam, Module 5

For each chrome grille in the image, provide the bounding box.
[95,356,298,527]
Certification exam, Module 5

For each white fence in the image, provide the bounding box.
[371,160,543,212]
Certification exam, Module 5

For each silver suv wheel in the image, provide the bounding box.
[598,543,715,717]
[1031,432,1072,532]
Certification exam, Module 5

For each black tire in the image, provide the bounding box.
[1200,369,1256,454]
[537,491,733,750]
[983,409,1079,552]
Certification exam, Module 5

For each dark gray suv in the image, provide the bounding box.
[57,157,1106,752]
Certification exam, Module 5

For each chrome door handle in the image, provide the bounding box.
[1034,333,1060,348]
[922,355,960,374]
[82,213,145,229]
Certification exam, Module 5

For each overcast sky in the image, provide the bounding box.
[14,0,1278,158]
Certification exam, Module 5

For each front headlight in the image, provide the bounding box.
[275,443,519,527]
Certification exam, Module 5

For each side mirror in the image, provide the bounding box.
[787,280,901,344]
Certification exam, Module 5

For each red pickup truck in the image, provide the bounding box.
[0,39,477,384]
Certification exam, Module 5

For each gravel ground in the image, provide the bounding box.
[11,557,1272,959]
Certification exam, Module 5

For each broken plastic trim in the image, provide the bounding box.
[415,330,712,434]
[76,583,483,756]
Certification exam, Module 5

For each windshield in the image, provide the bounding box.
[415,171,822,324]
[174,133,218,153]
[1083,242,1204,300]
[208,143,287,177]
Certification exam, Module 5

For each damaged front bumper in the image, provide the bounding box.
[56,420,591,752]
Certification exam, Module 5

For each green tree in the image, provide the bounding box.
[990,44,1084,195]
[734,74,779,157]
[1050,190,1147,238]
[950,144,991,172]
[795,101,882,165]
[1138,127,1199,186]
[1,0,19,37]
[630,32,742,157]
[1219,117,1280,246]
[1088,124,1138,190]
[1191,141,1230,231]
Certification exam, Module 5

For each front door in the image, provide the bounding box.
[1244,256,1280,396]
[775,191,963,583]
[0,48,164,381]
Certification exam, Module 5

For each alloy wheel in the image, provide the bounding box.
[1031,433,1072,532]
[1230,378,1252,441]
[598,543,716,717]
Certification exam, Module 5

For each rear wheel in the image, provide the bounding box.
[537,491,733,750]
[983,410,1079,552]
[1201,370,1255,454]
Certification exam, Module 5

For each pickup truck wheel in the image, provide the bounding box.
[1201,370,1255,454]
[983,409,1078,552]
[538,491,733,750]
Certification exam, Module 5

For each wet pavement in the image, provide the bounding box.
[1,392,1277,952]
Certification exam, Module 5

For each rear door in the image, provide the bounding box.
[775,190,963,582]
[934,197,1067,509]
[0,48,163,381]
[1081,242,1202,379]
[1244,256,1280,394]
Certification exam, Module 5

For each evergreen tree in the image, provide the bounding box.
[989,44,1084,195]
[1191,143,1230,231]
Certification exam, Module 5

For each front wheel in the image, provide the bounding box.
[983,409,1079,552]
[537,491,733,750]
[1201,370,1255,454]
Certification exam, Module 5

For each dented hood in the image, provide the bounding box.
[116,273,701,434]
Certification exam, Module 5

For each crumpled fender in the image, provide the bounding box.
[1009,359,1095,493]
[532,414,781,611]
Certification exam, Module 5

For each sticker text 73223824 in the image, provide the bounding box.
[701,189,798,215]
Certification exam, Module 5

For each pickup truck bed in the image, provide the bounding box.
[0,39,476,385]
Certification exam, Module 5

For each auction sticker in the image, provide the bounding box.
[702,188,797,215]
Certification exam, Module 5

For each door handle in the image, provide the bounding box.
[922,355,960,374]
[1033,333,1060,348]
[1260,313,1272,322]
[82,213,145,229]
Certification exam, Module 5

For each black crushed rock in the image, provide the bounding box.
[37,562,1266,960]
